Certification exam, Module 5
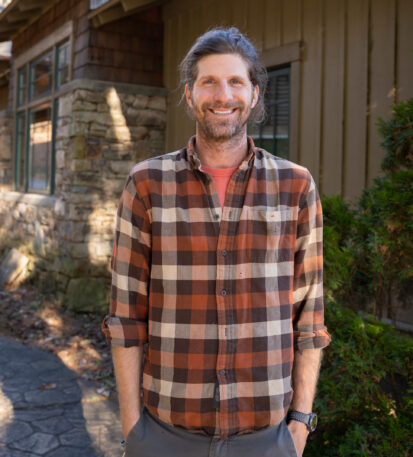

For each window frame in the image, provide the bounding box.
[249,65,291,159]
[260,41,302,164]
[13,21,73,195]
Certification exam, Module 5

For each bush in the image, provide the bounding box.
[322,99,413,319]
[377,99,413,173]
[322,195,362,305]
[358,170,413,318]
[306,299,413,456]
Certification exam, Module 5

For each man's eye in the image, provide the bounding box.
[204,79,214,84]
[230,79,242,85]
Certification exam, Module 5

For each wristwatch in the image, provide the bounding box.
[287,410,318,433]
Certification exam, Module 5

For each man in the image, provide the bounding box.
[103,27,330,457]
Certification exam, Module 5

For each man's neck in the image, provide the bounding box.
[195,128,249,169]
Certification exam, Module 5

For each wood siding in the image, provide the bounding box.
[162,0,413,200]
[11,0,163,94]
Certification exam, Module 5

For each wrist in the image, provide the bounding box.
[288,418,310,435]
[287,410,318,433]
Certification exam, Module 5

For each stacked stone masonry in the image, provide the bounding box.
[0,81,167,312]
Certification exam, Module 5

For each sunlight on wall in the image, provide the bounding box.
[106,87,131,143]
[0,382,14,441]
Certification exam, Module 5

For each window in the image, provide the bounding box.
[28,106,52,191]
[29,51,53,100]
[249,66,290,159]
[15,39,70,194]
[56,40,70,88]
[17,67,27,107]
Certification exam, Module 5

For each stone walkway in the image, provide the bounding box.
[0,337,123,457]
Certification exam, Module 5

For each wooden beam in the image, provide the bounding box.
[18,0,48,12]
[261,41,302,68]
[88,0,120,16]
[6,9,39,22]
[120,0,158,12]
[92,4,125,27]
[0,23,18,32]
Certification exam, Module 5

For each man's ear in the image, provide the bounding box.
[251,85,259,109]
[184,84,193,108]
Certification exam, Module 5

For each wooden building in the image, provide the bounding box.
[0,0,411,309]
[163,0,413,201]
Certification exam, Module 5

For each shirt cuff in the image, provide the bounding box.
[294,328,331,352]
[101,315,148,347]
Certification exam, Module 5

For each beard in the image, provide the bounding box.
[190,98,253,142]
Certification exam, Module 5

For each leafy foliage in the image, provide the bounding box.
[358,170,413,318]
[377,99,413,173]
[306,299,413,456]
[322,99,413,318]
[314,100,413,455]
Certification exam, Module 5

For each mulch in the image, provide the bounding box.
[0,285,116,397]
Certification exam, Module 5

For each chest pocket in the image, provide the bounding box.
[245,208,292,263]
[253,210,281,233]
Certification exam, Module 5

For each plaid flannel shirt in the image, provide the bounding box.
[102,136,331,439]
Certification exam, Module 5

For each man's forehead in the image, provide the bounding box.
[194,53,251,80]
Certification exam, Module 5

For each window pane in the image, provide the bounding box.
[28,107,52,191]
[15,111,26,190]
[17,67,27,107]
[29,51,53,100]
[56,40,70,88]
[248,66,290,159]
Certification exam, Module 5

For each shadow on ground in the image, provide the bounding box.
[0,336,122,457]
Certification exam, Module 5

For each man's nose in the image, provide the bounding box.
[213,81,232,103]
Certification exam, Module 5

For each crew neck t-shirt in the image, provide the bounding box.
[201,165,238,208]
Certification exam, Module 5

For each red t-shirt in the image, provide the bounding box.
[201,165,238,208]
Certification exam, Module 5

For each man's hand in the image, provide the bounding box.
[123,412,141,440]
[287,420,309,457]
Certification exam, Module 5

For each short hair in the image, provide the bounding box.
[179,27,267,123]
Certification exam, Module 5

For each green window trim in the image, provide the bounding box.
[15,38,70,195]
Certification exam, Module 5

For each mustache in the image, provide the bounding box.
[201,103,241,110]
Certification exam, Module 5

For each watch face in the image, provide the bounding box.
[310,413,318,432]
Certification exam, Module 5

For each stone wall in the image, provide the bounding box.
[0,79,167,312]
[0,110,12,188]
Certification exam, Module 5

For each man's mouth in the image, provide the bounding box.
[209,108,236,115]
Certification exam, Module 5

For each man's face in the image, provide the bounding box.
[185,53,259,142]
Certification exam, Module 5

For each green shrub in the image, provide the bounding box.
[322,99,413,319]
[322,196,357,300]
[306,299,413,456]
[322,196,371,310]
[358,170,413,318]
[377,99,413,173]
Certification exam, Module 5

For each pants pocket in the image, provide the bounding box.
[283,420,298,457]
[125,412,145,456]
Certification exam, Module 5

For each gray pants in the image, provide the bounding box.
[125,408,297,457]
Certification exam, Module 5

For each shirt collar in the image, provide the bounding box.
[186,136,257,173]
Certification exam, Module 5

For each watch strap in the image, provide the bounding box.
[287,410,317,432]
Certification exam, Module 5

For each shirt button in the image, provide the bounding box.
[221,250,227,257]
[214,214,220,220]
[219,369,226,376]
[220,289,227,296]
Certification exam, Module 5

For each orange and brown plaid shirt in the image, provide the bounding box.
[102,137,331,439]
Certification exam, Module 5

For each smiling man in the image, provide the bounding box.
[103,27,331,457]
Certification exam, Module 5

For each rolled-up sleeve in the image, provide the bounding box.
[293,172,331,352]
[102,171,151,347]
